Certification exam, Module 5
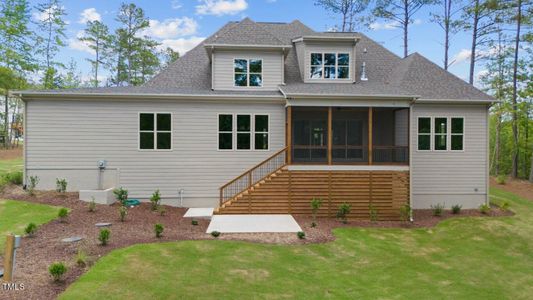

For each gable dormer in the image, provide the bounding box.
[292,35,359,83]
[204,18,291,91]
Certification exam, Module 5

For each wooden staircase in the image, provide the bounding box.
[216,167,410,220]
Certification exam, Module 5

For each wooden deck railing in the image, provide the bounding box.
[219,147,288,205]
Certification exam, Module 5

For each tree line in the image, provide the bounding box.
[317,0,532,181]
[0,0,179,148]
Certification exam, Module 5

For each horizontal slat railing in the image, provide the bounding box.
[219,147,288,205]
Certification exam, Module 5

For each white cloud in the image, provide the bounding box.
[171,0,182,10]
[33,4,65,22]
[159,37,206,55]
[68,31,94,55]
[196,0,248,16]
[78,8,101,24]
[451,49,471,65]
[369,20,400,30]
[141,17,198,39]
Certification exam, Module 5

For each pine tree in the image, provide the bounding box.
[431,0,464,70]
[0,0,36,72]
[373,0,436,58]
[79,20,111,87]
[35,0,67,89]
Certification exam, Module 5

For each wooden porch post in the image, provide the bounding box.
[287,106,292,165]
[328,107,332,165]
[368,107,373,165]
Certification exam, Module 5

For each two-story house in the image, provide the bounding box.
[15,18,494,220]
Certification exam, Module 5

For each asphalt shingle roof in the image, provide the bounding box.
[21,18,492,101]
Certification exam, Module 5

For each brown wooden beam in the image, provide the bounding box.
[368,107,373,165]
[287,106,292,165]
[328,107,332,165]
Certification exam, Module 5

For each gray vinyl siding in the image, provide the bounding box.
[303,42,356,83]
[212,49,283,90]
[25,99,285,207]
[294,42,305,80]
[410,104,489,209]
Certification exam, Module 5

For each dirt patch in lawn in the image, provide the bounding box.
[0,185,513,300]
[491,177,533,201]
[0,147,22,160]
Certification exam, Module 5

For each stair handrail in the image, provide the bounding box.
[219,147,288,205]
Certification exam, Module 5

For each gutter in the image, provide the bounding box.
[414,98,498,105]
[282,93,420,101]
[11,91,286,102]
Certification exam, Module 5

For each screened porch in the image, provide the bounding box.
[287,107,409,165]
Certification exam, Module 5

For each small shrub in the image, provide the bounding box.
[55,178,67,193]
[76,248,87,267]
[399,204,411,222]
[5,171,23,185]
[499,200,510,211]
[27,175,39,195]
[297,231,306,239]
[58,207,69,222]
[157,205,166,216]
[113,187,128,205]
[154,223,164,238]
[25,222,38,237]
[369,203,378,222]
[479,203,491,214]
[119,206,127,222]
[311,222,317,228]
[431,203,445,217]
[98,228,110,245]
[48,262,67,282]
[88,197,96,212]
[150,189,161,211]
[496,175,506,185]
[191,219,198,226]
[310,197,323,227]
[336,203,351,224]
[451,204,462,214]
[211,231,221,238]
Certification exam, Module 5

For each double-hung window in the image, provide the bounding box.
[417,117,464,151]
[139,113,172,150]
[218,114,269,150]
[310,52,350,79]
[417,117,431,151]
[451,118,464,151]
[234,59,262,87]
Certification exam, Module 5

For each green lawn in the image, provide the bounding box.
[60,188,533,300]
[0,157,23,174]
[0,199,61,249]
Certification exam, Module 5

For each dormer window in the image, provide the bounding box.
[310,53,350,80]
[234,58,263,87]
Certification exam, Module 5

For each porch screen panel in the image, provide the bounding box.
[372,108,409,163]
[332,108,368,163]
[292,108,328,163]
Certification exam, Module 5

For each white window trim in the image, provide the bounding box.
[416,116,432,152]
[236,114,252,151]
[217,113,270,151]
[433,117,448,152]
[450,117,465,152]
[416,116,465,152]
[253,113,270,151]
[309,52,351,81]
[217,113,234,151]
[233,58,263,88]
[138,112,173,152]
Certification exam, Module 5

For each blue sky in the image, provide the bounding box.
[30,0,478,85]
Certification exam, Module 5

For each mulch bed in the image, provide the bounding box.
[0,185,513,300]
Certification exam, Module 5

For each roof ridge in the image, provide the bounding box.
[211,18,286,46]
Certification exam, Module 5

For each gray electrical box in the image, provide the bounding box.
[97,160,107,170]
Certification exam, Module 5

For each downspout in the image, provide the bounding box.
[409,98,417,222]
[486,105,490,205]
[22,98,27,188]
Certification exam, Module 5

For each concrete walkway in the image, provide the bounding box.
[183,208,214,219]
[206,215,302,233]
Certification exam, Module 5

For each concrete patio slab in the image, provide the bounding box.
[183,208,214,219]
[206,215,302,233]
